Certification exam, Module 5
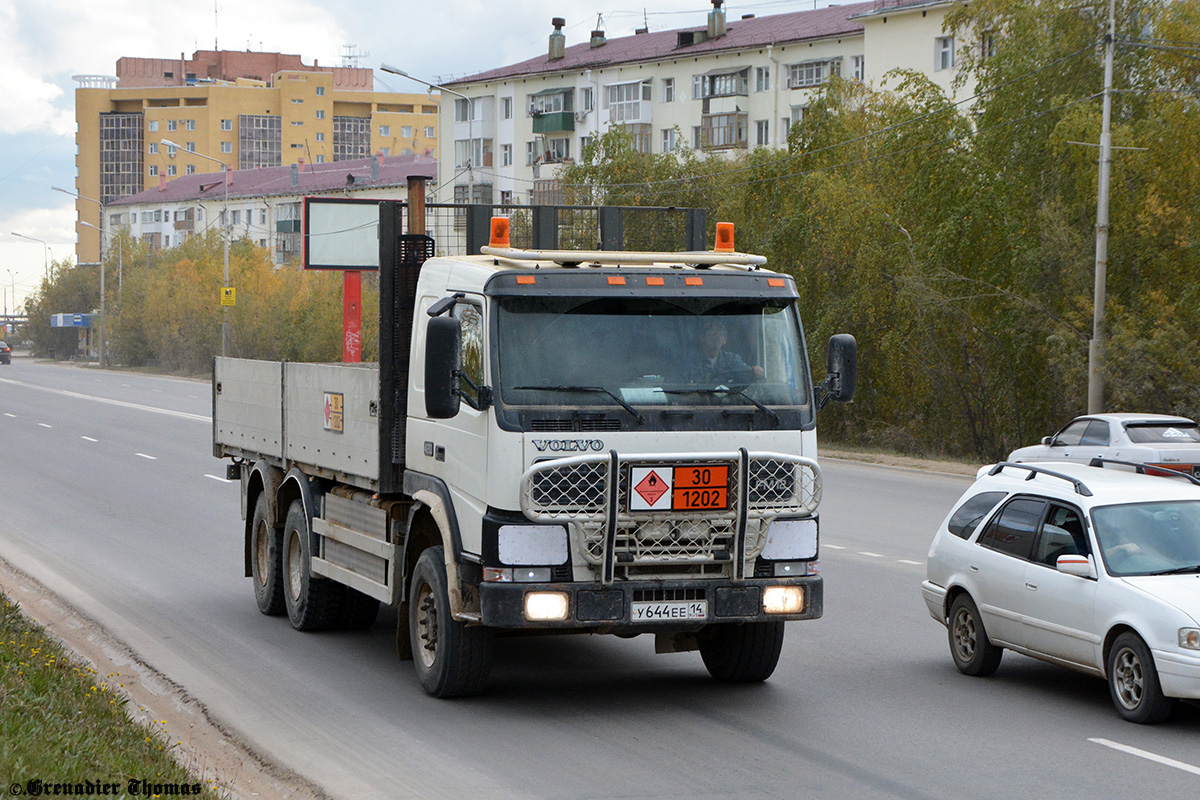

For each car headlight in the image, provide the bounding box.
[1180,629,1200,651]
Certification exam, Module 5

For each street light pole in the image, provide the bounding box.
[11,233,50,279]
[380,64,474,201]
[1087,0,1116,414]
[163,138,230,357]
[54,186,108,368]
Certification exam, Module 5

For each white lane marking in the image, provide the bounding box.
[187,394,198,399]
[0,377,210,423]
[3,412,15,418]
[81,436,99,442]
[898,559,922,566]
[135,453,158,460]
[1089,738,1200,776]
[121,383,130,387]
[824,544,846,550]
[38,423,53,428]
[859,551,884,558]
[204,474,235,484]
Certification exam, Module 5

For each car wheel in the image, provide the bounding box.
[249,493,285,616]
[948,595,1002,676]
[408,546,493,697]
[1107,632,1173,724]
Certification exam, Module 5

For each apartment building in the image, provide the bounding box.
[438,0,972,205]
[106,153,436,267]
[72,50,440,263]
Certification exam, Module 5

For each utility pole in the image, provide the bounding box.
[1088,0,1116,414]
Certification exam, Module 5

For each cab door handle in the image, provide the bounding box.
[1025,582,1038,591]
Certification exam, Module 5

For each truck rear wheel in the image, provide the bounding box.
[408,546,493,697]
[282,499,341,631]
[250,493,285,616]
[699,621,785,683]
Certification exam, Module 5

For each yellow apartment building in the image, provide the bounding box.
[72,50,439,264]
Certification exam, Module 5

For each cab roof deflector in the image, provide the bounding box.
[988,462,1093,497]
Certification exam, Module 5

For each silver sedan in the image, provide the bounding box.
[1008,413,1200,477]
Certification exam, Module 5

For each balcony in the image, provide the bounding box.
[532,111,575,134]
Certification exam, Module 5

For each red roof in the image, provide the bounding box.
[448,2,876,86]
[109,153,438,206]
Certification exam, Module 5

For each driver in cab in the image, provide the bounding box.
[690,317,764,385]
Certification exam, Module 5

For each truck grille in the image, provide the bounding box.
[520,451,820,581]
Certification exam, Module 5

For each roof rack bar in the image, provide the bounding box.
[479,245,768,267]
[1088,456,1200,487]
[988,462,1093,497]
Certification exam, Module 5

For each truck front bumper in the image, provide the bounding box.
[479,575,822,629]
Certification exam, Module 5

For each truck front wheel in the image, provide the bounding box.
[699,621,785,683]
[250,493,285,616]
[408,546,493,697]
[281,499,341,631]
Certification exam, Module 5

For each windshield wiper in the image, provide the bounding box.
[660,387,780,427]
[1146,563,1200,576]
[513,385,644,424]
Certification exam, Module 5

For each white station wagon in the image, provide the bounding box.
[1007,413,1200,476]
[923,460,1200,723]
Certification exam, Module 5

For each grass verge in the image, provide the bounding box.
[0,591,219,797]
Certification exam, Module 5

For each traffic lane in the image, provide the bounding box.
[0,359,211,418]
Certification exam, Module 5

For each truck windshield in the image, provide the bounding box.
[494,296,810,412]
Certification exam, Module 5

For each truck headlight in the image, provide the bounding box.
[763,585,804,614]
[1181,629,1200,650]
[524,591,569,621]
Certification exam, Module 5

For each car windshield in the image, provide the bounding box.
[1092,500,1200,576]
[495,296,810,409]
[1124,423,1200,444]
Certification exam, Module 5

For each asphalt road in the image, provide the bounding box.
[1,357,1197,799]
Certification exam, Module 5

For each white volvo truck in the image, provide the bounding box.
[214,206,856,697]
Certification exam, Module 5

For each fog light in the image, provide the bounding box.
[524,591,569,621]
[763,585,803,614]
[1181,629,1200,650]
[773,561,808,577]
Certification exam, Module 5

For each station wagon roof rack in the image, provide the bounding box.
[987,462,1093,497]
[1087,456,1200,487]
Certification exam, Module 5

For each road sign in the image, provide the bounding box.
[220,287,236,306]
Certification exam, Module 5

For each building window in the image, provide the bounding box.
[167,120,177,131]
[693,69,748,98]
[154,210,162,222]
[167,164,177,176]
[221,119,232,131]
[790,105,805,126]
[185,119,195,130]
[454,98,475,122]
[401,125,413,138]
[530,91,572,115]
[936,36,955,71]
[980,32,996,60]
[291,98,303,104]
[700,114,747,150]
[662,78,674,103]
[500,190,513,205]
[261,209,267,224]
[380,125,390,136]
[755,119,769,146]
[852,55,865,81]
[545,137,570,163]
[148,120,159,132]
[291,121,304,127]
[316,154,325,163]
[148,142,158,154]
[661,128,678,152]
[501,143,512,166]
[221,141,233,153]
[786,60,839,88]
[581,87,594,111]
[186,164,195,174]
[622,124,652,154]
[780,117,791,142]
[501,97,512,120]
[232,210,240,225]
[148,165,158,176]
[316,132,325,142]
[425,126,435,138]
[580,135,593,154]
[526,140,540,165]
[186,142,195,152]
[605,80,651,122]
[755,66,771,92]
[693,125,702,149]
[316,110,325,120]
[316,86,325,96]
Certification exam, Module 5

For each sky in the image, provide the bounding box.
[0,0,831,312]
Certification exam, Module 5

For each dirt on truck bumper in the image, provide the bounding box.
[479,575,822,629]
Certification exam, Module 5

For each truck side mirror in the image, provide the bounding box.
[425,315,462,419]
[817,333,857,410]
